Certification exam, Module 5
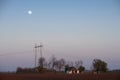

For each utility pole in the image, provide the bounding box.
[34,42,43,68]
[38,42,43,68]
[34,44,37,68]
[39,43,43,59]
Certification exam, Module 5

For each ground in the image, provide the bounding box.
[0,72,120,80]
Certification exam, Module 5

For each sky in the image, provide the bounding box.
[0,0,120,71]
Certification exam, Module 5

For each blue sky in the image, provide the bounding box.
[0,0,120,71]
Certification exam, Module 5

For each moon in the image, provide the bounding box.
[28,10,32,15]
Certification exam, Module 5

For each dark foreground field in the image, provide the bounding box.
[0,72,120,80]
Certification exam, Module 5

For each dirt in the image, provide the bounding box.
[0,72,120,80]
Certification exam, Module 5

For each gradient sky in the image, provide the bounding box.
[0,0,120,71]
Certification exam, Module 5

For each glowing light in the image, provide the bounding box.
[28,10,32,15]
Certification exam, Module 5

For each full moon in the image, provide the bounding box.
[28,10,32,15]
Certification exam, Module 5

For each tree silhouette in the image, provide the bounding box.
[78,66,85,72]
[38,57,45,68]
[48,55,57,70]
[92,59,108,73]
[55,58,65,71]
[75,60,83,69]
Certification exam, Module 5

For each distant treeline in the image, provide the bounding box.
[16,56,110,74]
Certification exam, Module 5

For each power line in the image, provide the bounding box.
[0,52,31,57]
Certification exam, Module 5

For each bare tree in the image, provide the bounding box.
[75,60,83,69]
[48,55,57,70]
[43,60,48,68]
[67,61,74,67]
[47,61,51,69]
[55,58,65,71]
[38,57,45,68]
[59,58,66,71]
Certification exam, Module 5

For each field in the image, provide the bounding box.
[0,72,120,80]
